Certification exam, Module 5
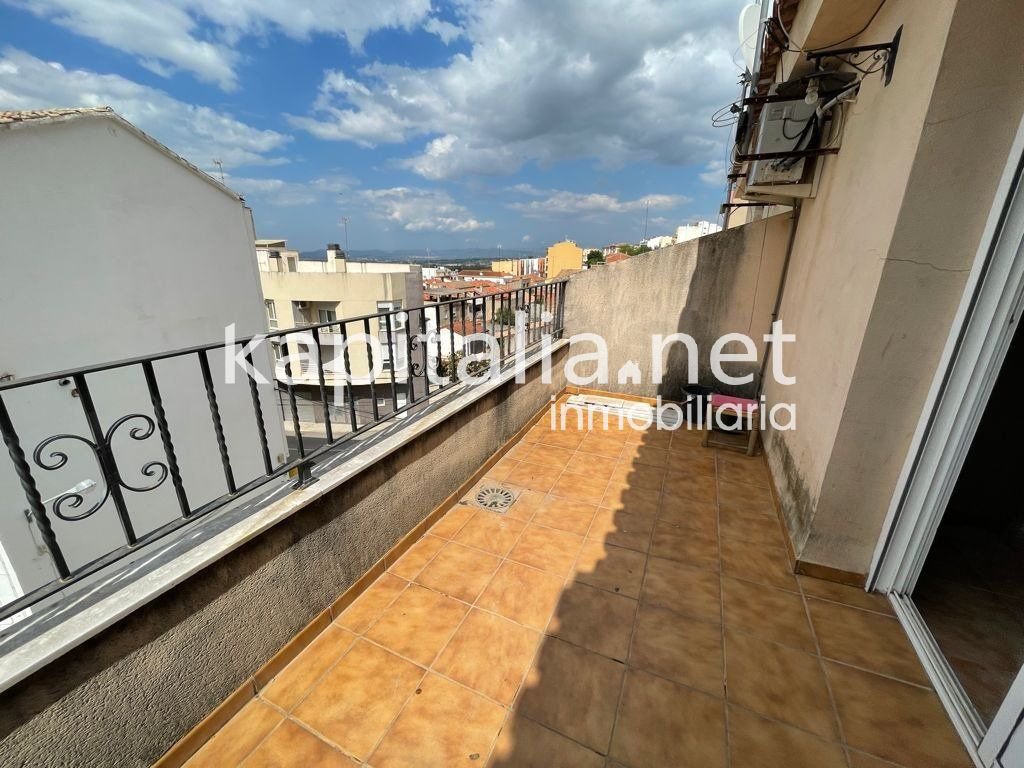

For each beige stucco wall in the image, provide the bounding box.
[260,271,413,329]
[762,0,1024,577]
[260,269,420,381]
[563,215,791,399]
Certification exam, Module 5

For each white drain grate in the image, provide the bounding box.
[473,485,518,513]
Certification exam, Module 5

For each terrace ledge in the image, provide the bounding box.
[0,340,567,695]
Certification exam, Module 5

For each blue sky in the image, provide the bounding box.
[0,1,746,252]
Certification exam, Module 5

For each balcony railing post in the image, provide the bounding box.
[73,373,138,546]
[338,322,359,432]
[291,456,317,489]
[311,327,334,443]
[363,318,380,422]
[488,294,496,360]
[283,356,305,459]
[529,286,536,345]
[142,360,191,518]
[198,350,237,495]
[555,281,566,337]
[447,302,456,377]
[544,282,552,333]
[403,311,415,403]
[433,308,442,385]
[418,307,431,394]
[243,350,275,475]
[459,298,468,358]
[0,393,71,579]
[541,283,550,336]
[384,313,399,413]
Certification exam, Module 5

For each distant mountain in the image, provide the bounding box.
[298,248,540,263]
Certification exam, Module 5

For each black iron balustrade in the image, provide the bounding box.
[0,280,567,622]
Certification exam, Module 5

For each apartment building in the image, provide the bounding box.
[256,241,423,428]
[454,269,515,285]
[544,239,584,279]
[492,256,545,276]
[675,220,722,243]
[0,108,286,614]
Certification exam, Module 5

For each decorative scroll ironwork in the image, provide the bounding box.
[409,331,426,377]
[31,413,168,521]
[0,278,568,623]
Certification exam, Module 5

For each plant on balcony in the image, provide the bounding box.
[438,351,492,382]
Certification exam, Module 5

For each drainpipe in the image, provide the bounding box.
[756,201,801,398]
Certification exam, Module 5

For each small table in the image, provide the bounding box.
[701,394,761,456]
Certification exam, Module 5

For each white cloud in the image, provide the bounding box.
[5,0,433,90]
[699,159,727,185]
[399,134,521,179]
[0,47,290,168]
[424,17,464,44]
[359,187,493,232]
[509,183,550,196]
[291,0,742,178]
[225,174,355,206]
[521,234,531,242]
[287,70,415,146]
[509,190,688,218]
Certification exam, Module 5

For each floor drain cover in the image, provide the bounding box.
[473,485,518,512]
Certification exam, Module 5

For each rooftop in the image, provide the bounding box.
[457,270,512,278]
[0,107,113,124]
[0,106,243,202]
[174,396,968,768]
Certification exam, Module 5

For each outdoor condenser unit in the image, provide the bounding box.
[747,98,819,186]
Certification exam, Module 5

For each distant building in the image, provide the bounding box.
[676,220,722,243]
[645,235,676,250]
[605,251,631,264]
[256,240,423,424]
[420,266,453,281]
[491,257,545,277]
[456,269,515,285]
[544,240,584,280]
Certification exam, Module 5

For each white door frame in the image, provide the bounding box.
[869,111,1024,593]
[982,666,1024,766]
[868,112,1024,768]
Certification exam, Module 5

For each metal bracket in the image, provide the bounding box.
[291,460,318,489]
[806,25,902,86]
[720,202,776,213]
[736,147,840,162]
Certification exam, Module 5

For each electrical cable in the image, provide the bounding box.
[781,115,814,140]
[823,101,846,148]
[775,0,888,54]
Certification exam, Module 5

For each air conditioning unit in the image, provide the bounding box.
[748,99,818,186]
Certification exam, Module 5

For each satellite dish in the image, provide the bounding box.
[738,3,761,73]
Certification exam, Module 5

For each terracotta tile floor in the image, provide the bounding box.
[183,405,973,768]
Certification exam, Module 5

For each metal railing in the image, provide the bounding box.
[0,280,567,621]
